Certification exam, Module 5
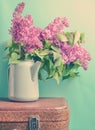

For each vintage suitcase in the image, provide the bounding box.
[0,98,69,130]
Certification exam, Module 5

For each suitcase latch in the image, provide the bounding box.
[28,117,39,130]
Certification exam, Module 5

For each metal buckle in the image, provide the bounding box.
[28,116,39,130]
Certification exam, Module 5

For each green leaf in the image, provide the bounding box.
[53,51,61,61]
[57,33,68,42]
[65,32,74,45]
[53,72,60,84]
[5,39,12,50]
[39,49,50,56]
[9,52,20,64]
[38,69,47,80]
[54,59,62,67]
[41,55,55,79]
[62,75,70,80]
[44,40,51,49]
[74,31,80,43]
[11,52,20,59]
[80,33,85,43]
[51,45,59,52]
[9,59,20,64]
[34,49,50,60]
[70,72,79,78]
[74,61,82,69]
[57,64,63,77]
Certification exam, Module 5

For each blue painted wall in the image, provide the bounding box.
[0,0,95,130]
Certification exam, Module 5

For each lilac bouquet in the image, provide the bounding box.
[6,2,91,83]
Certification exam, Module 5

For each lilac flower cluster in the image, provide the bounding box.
[9,2,91,70]
[13,2,25,18]
[39,15,91,70]
[60,42,91,70]
[40,17,69,41]
[9,2,43,53]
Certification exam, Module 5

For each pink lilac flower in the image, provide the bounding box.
[24,37,43,53]
[9,15,34,43]
[24,15,34,27]
[53,37,61,47]
[25,45,34,53]
[60,42,91,70]
[40,17,69,41]
[13,2,25,18]
[9,16,24,43]
[22,26,43,52]
[40,29,52,40]
[9,2,43,53]
[61,17,69,27]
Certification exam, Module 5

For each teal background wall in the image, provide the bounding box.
[0,0,95,130]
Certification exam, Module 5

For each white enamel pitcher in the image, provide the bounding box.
[8,60,41,101]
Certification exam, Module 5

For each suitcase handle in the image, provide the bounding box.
[28,116,39,130]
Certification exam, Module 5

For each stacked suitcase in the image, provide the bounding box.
[0,98,69,130]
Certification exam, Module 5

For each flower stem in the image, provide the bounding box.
[19,44,22,59]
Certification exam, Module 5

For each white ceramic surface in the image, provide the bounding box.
[8,60,41,101]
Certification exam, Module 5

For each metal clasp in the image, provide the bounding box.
[28,117,39,130]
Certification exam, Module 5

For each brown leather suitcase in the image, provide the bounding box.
[0,98,69,130]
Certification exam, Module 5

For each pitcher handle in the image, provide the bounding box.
[31,61,41,81]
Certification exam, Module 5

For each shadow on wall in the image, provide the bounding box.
[0,42,8,97]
